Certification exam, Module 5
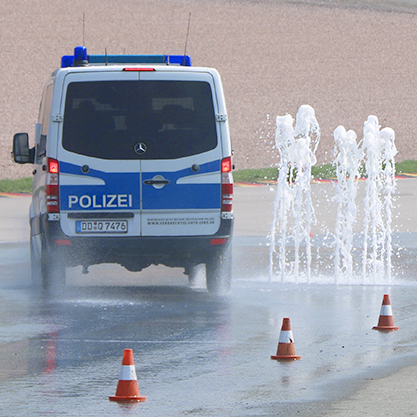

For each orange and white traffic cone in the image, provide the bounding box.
[373,294,399,331]
[271,317,301,361]
[109,349,146,402]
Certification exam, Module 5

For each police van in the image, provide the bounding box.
[13,46,233,293]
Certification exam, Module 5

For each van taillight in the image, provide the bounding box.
[221,157,233,213]
[46,158,59,213]
[122,68,155,72]
[48,159,59,173]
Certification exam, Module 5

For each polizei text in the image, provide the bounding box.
[68,194,133,209]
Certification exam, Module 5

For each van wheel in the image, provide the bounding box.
[30,237,42,287]
[186,264,205,287]
[205,245,232,294]
[40,237,65,290]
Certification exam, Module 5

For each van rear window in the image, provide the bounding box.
[62,80,217,159]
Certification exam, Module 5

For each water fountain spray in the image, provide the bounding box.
[332,126,361,283]
[269,108,396,284]
[270,105,320,283]
[270,114,294,282]
[380,127,397,281]
[361,116,397,283]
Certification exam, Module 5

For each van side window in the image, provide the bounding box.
[36,83,53,163]
[62,80,217,160]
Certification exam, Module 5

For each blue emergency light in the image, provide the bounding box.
[61,46,192,68]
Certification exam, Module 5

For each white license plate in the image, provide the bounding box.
[75,220,128,234]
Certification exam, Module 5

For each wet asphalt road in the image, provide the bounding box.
[1,180,417,416]
[2,280,417,416]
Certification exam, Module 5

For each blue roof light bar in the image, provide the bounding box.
[164,55,192,67]
[89,54,166,64]
[61,47,192,68]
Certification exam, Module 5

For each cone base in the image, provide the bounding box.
[373,325,399,331]
[271,354,301,361]
[109,395,146,402]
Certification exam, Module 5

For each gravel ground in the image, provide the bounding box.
[2,0,417,179]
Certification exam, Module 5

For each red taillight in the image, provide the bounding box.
[221,157,232,173]
[222,183,233,194]
[221,157,233,213]
[48,158,59,173]
[221,185,233,212]
[211,238,227,245]
[46,158,59,213]
[122,68,155,72]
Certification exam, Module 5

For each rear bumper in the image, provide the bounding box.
[38,215,233,270]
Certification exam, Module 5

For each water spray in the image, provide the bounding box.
[270,105,320,283]
[332,125,361,283]
[361,116,398,283]
[380,127,397,282]
[269,107,396,285]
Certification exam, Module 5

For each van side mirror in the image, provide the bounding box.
[12,133,34,164]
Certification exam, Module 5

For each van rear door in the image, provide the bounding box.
[138,71,222,236]
[58,71,142,238]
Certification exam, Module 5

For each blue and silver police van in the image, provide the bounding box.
[13,46,233,293]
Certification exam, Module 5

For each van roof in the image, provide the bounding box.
[61,46,191,68]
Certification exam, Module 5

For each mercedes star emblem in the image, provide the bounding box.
[134,142,147,155]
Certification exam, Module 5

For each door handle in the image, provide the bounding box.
[143,175,170,189]
[143,179,170,185]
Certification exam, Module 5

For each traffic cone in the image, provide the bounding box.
[373,294,399,331]
[271,317,301,361]
[109,349,146,402]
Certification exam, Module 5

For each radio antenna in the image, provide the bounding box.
[183,12,191,66]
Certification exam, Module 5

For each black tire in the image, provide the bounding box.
[186,264,205,287]
[30,237,42,287]
[40,236,65,290]
[205,244,232,294]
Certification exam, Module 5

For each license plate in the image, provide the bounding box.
[76,220,128,234]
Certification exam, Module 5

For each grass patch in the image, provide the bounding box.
[233,164,337,183]
[234,160,417,183]
[395,160,417,174]
[0,177,32,193]
[232,168,279,183]
[311,164,336,180]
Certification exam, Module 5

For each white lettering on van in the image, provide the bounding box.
[68,194,133,209]
[106,195,117,208]
[118,194,128,207]
[79,195,92,208]
[92,195,102,208]
[69,196,78,208]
